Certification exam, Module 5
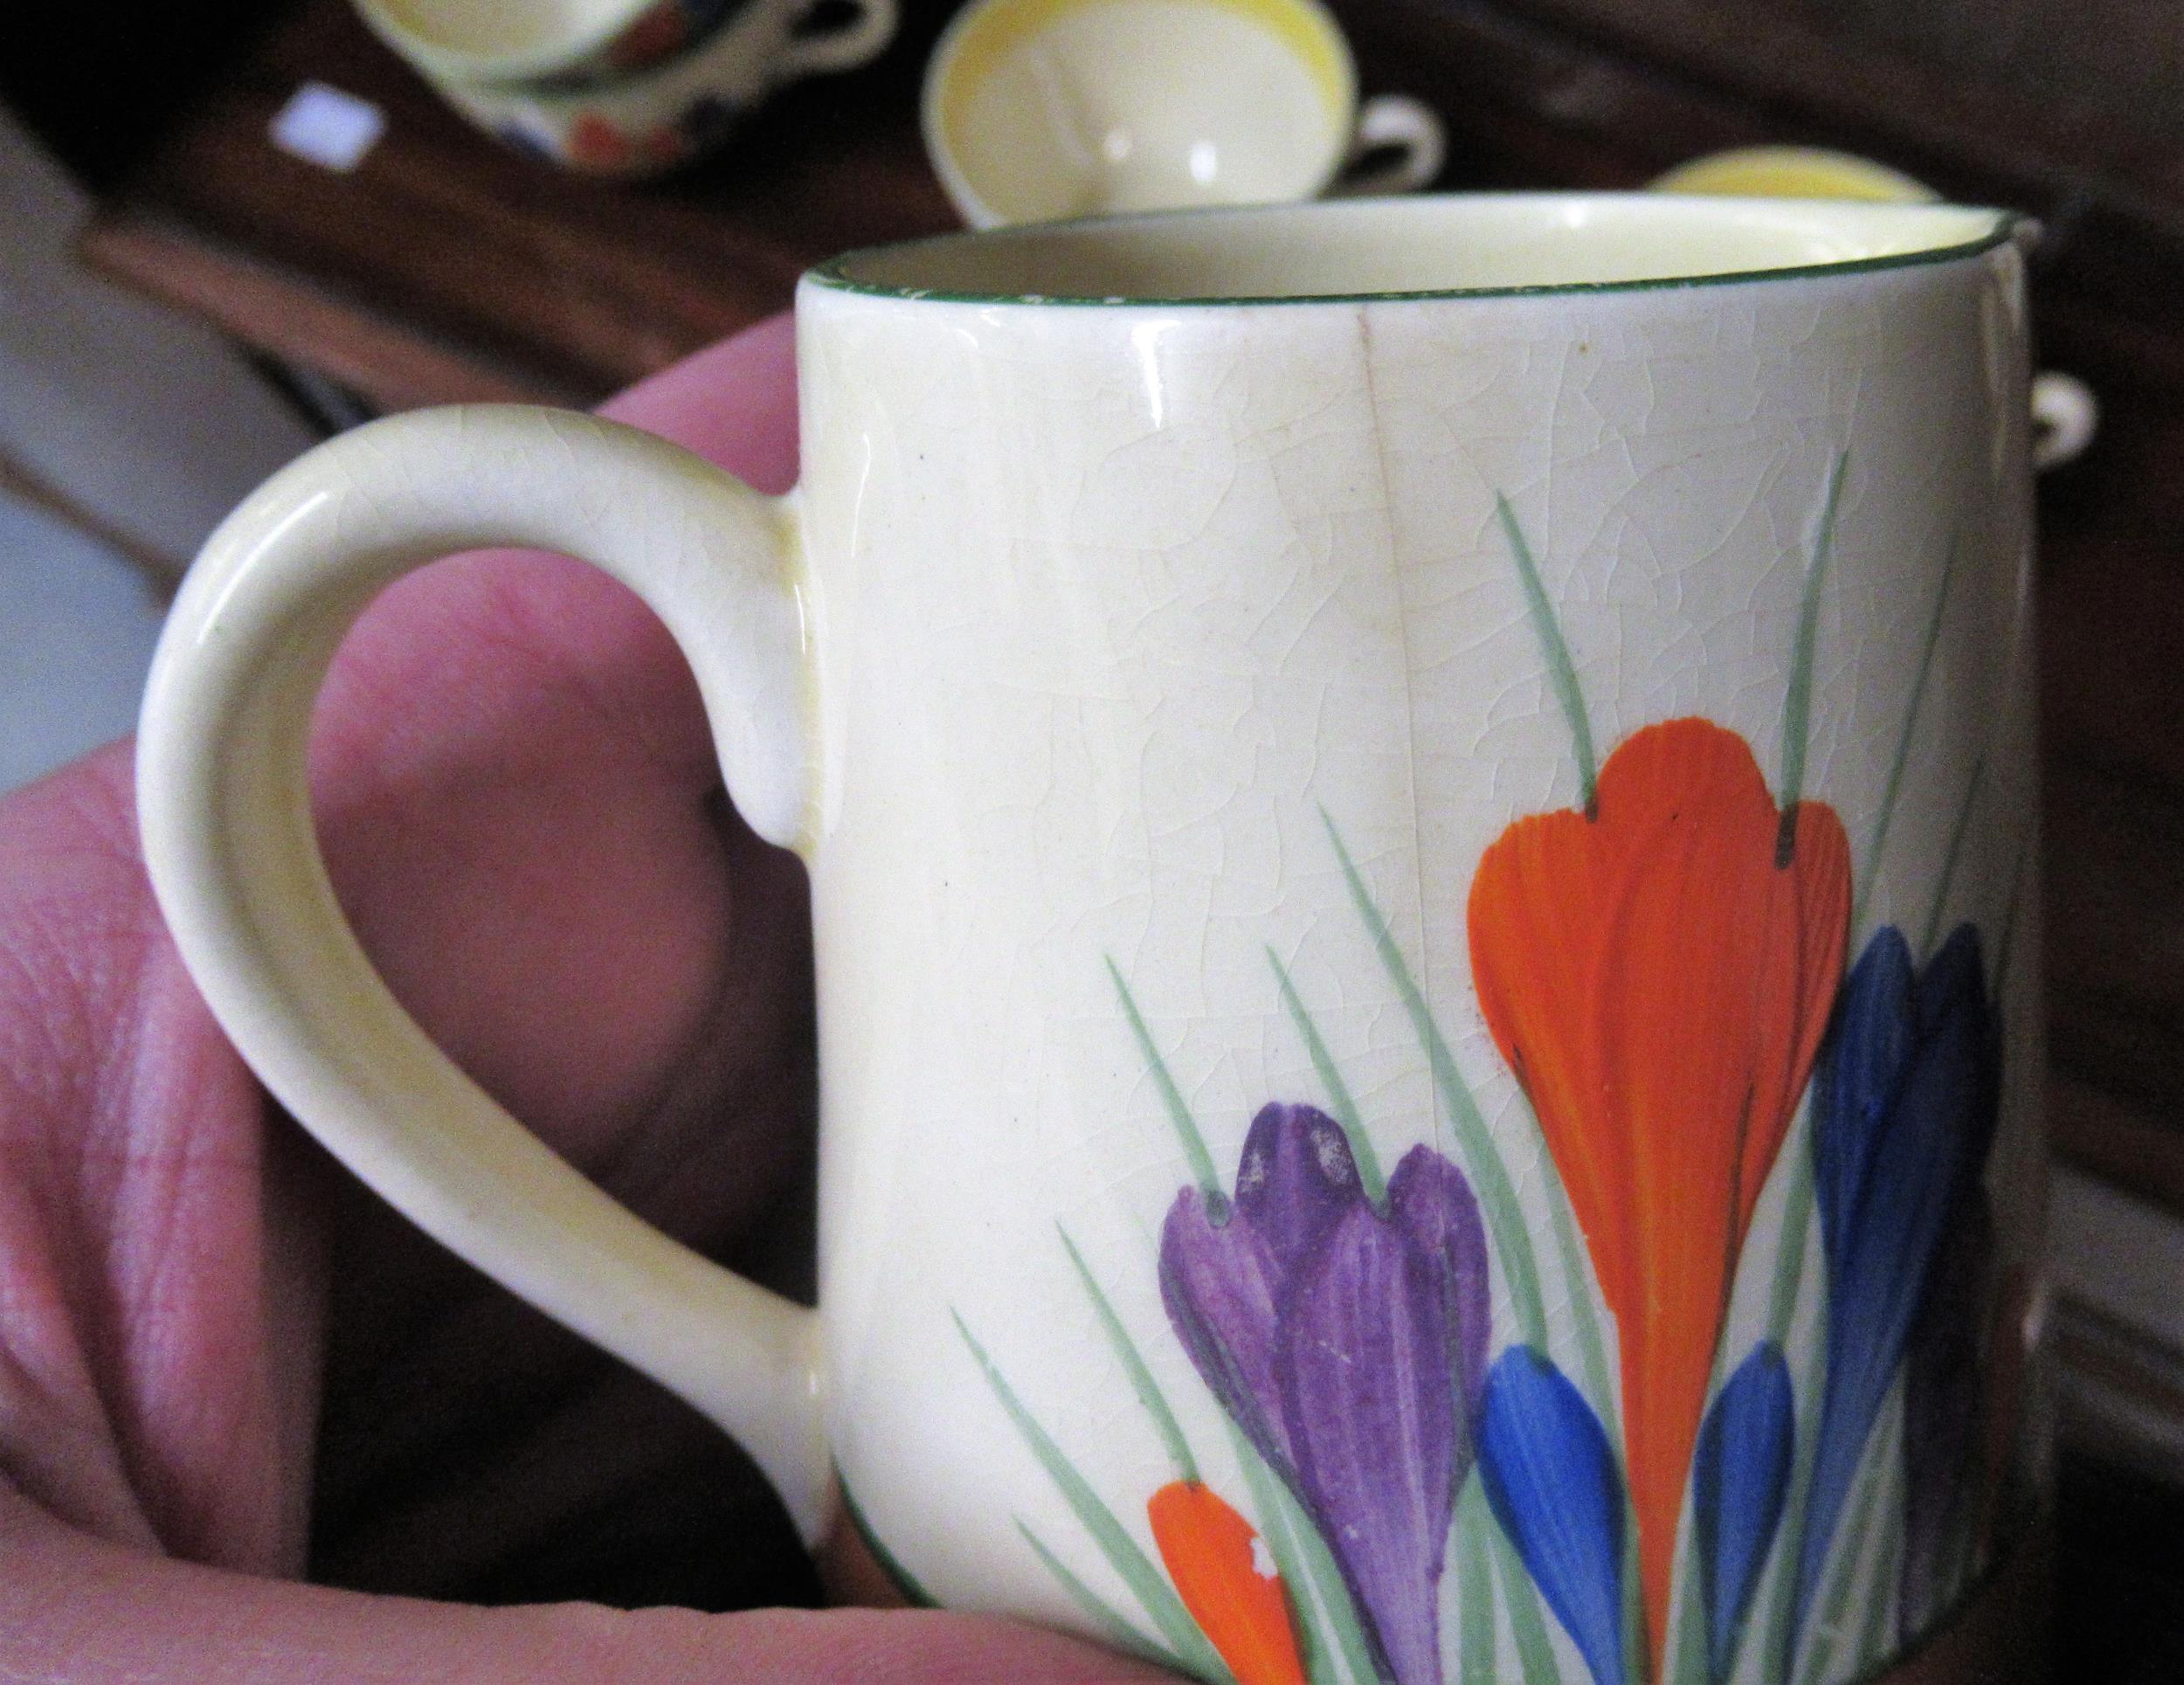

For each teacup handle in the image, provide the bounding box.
[135,405,834,1544]
[1331,93,1447,197]
[776,0,901,79]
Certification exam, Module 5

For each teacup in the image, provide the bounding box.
[923,0,1443,225]
[139,195,2049,1683]
[354,0,744,87]
[429,0,898,176]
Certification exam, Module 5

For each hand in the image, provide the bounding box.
[0,318,1165,1682]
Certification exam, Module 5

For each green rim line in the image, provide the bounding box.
[1496,493,1600,812]
[1920,759,1985,959]
[840,1480,938,1608]
[1058,1223,1199,1486]
[1268,944,1388,1205]
[1777,452,1850,861]
[805,202,2017,308]
[1019,1520,1193,1670]
[954,1309,1232,1678]
[1851,536,1959,935]
[1321,808,1552,1348]
[1109,955,1227,1208]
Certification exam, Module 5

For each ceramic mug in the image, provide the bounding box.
[138,195,2049,1684]
[923,0,1443,226]
[434,0,899,176]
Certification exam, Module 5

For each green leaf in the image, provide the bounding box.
[1059,1223,1199,1485]
[1852,536,1959,935]
[955,1311,1233,1680]
[1457,1480,1501,1685]
[1794,1388,1904,1685]
[1224,1419,1377,1685]
[1019,1521,1193,1671]
[1920,759,1985,959]
[1778,452,1850,856]
[1487,1489,1571,1683]
[1496,493,1599,812]
[1321,809,1551,1349]
[1109,956,1226,1207]
[1268,945,1386,1205]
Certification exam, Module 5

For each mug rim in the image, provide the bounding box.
[806,191,2018,307]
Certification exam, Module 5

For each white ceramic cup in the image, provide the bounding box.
[430,0,899,176]
[922,0,1443,226]
[138,196,2049,1685]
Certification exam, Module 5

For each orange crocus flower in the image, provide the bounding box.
[1148,1481,1307,1685]
[1468,717,1850,1673]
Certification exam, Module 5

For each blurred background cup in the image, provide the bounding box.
[922,0,1444,228]
[356,0,900,176]
[1652,143,2098,472]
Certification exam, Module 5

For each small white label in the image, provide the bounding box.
[269,82,387,173]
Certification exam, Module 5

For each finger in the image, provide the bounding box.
[0,1493,1171,1685]
[303,315,811,1150]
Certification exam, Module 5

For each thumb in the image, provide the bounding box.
[0,1492,1173,1684]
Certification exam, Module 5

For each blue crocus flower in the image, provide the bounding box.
[1476,1346,1627,1685]
[1693,1343,1794,1682]
[1794,922,1999,1637]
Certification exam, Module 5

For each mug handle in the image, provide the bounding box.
[1330,93,1447,197]
[2030,369,2098,471]
[135,404,833,1544]
[775,0,900,79]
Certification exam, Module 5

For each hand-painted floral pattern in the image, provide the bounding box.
[945,489,2029,1685]
[1796,922,2000,1639]
[1162,1104,1489,1685]
[1469,715,1852,1666]
[1476,1347,1628,1685]
[1149,1481,1308,1685]
[1693,1343,1794,1682]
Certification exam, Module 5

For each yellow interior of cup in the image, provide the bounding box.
[926,0,1357,225]
[1650,146,1939,204]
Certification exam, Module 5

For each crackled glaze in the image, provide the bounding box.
[138,197,2048,1685]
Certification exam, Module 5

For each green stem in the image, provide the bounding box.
[1269,945,1387,1205]
[1778,452,1850,860]
[955,1311,1233,1681]
[1058,1224,1198,1485]
[1496,493,1599,811]
[1795,1390,1903,1685]
[1108,955,1225,1206]
[1457,1481,1500,1685]
[1019,1522,1192,1672]
[1488,1496,1571,1683]
[1919,760,1984,959]
[1851,535,1958,935]
[1754,1128,1827,1684]
[1227,1421,1380,1685]
[1322,810,1552,1348]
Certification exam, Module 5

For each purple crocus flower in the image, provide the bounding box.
[1161,1103,1489,1685]
[1794,923,1999,1639]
